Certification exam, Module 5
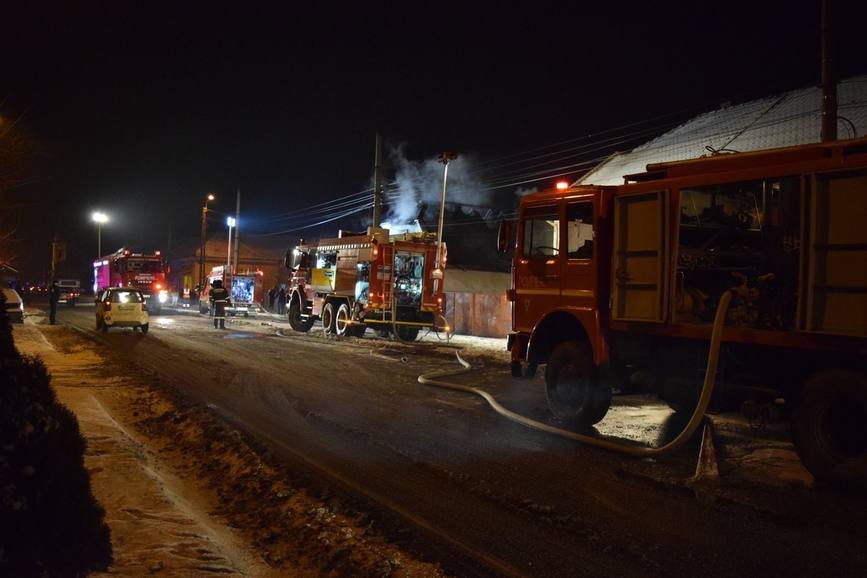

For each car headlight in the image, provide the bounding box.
[158,290,168,303]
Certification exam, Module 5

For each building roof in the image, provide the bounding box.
[578,75,867,186]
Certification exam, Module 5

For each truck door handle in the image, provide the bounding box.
[615,269,633,283]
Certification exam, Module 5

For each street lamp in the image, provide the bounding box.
[91,211,109,258]
[199,194,215,287]
[226,216,236,275]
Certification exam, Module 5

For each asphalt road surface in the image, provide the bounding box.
[49,305,867,577]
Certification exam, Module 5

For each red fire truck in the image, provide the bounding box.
[284,227,448,341]
[93,248,168,313]
[500,137,867,483]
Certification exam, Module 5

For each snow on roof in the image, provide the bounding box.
[578,75,867,186]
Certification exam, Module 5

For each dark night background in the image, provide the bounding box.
[2,1,865,281]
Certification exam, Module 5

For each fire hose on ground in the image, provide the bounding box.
[417,290,733,457]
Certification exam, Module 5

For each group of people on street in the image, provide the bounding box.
[267,284,287,315]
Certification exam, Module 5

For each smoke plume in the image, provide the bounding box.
[383,144,491,226]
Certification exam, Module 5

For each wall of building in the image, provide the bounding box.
[442,268,510,338]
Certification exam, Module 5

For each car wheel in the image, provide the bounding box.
[321,301,337,335]
[792,369,867,485]
[140,323,149,334]
[545,341,610,427]
[101,321,109,333]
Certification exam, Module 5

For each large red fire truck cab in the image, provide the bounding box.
[502,137,867,483]
[93,248,168,313]
[284,227,447,341]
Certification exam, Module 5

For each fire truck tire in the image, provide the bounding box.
[335,303,352,336]
[140,323,149,334]
[792,369,867,485]
[545,341,610,427]
[395,324,419,342]
[321,301,337,335]
[287,296,314,332]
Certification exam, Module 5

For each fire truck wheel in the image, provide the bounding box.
[395,324,419,342]
[321,301,337,335]
[792,369,867,485]
[287,296,314,332]
[545,341,610,427]
[335,303,352,336]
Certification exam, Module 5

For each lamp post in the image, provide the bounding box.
[433,152,457,294]
[199,194,215,287]
[226,216,235,276]
[91,211,109,258]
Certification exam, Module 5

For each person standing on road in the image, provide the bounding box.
[209,279,231,329]
[277,286,286,315]
[268,285,277,312]
[48,280,60,325]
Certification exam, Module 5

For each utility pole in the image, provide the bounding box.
[373,133,383,228]
[233,189,241,276]
[200,194,214,287]
[820,0,837,142]
[433,152,458,293]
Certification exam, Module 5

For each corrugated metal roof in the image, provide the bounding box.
[577,75,867,185]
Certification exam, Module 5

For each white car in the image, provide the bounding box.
[2,288,24,323]
[95,288,149,333]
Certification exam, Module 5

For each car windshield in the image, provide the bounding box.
[110,290,143,304]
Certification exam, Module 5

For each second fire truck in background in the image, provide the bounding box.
[93,248,168,313]
[284,227,448,341]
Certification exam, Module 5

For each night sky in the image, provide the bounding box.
[2,1,865,279]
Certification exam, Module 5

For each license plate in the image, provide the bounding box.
[119,305,135,311]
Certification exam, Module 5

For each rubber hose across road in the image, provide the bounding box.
[418,291,733,457]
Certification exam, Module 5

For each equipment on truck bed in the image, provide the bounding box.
[283,227,448,341]
[199,265,264,316]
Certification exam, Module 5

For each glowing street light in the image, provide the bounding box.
[226,216,236,274]
[91,211,109,258]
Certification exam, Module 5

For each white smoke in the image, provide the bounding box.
[383,144,491,225]
[514,186,538,197]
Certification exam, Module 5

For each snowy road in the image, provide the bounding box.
[46,305,867,577]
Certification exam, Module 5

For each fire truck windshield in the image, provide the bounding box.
[125,260,162,273]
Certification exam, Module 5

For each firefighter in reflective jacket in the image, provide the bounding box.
[209,279,231,329]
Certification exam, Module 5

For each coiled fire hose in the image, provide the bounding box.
[418,291,733,456]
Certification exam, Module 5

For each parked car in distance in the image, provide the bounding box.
[95,288,149,333]
[57,279,81,306]
[2,288,25,323]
